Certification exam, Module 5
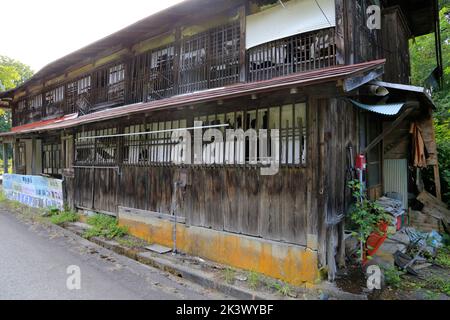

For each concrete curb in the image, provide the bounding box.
[63,223,270,300]
[44,220,367,300]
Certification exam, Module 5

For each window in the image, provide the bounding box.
[194,103,307,166]
[16,142,26,173]
[44,86,65,117]
[75,128,118,166]
[108,64,125,103]
[123,119,187,165]
[180,21,241,94]
[248,28,336,81]
[147,45,175,101]
[28,94,43,122]
[43,142,62,176]
[78,76,91,94]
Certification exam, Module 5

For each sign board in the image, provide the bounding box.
[3,174,64,209]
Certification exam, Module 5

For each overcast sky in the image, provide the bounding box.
[0,0,185,72]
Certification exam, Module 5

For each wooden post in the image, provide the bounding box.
[31,137,36,175]
[2,143,8,174]
[434,165,442,200]
[335,0,346,65]
[239,4,247,83]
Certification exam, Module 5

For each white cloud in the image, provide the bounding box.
[0,0,185,72]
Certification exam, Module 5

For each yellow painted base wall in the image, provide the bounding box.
[119,213,318,285]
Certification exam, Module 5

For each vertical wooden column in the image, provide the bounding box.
[173,27,182,95]
[31,136,36,175]
[334,0,347,65]
[2,143,8,174]
[239,5,247,83]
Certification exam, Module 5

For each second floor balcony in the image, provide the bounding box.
[13,26,336,127]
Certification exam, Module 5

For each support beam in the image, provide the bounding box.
[363,106,416,155]
[2,143,8,174]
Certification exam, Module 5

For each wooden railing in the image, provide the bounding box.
[13,26,336,127]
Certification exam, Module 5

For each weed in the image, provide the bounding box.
[426,276,450,296]
[83,214,128,240]
[117,237,148,248]
[50,210,80,225]
[382,266,404,289]
[223,267,236,284]
[435,246,450,268]
[268,280,292,297]
[247,270,261,289]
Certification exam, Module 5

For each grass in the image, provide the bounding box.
[247,270,261,289]
[382,266,404,289]
[267,279,292,297]
[83,214,128,240]
[425,276,450,296]
[223,267,236,284]
[435,246,450,268]
[117,237,149,249]
[50,210,80,225]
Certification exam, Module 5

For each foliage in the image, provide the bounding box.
[83,214,128,240]
[426,276,450,296]
[268,280,292,297]
[223,267,236,284]
[247,270,261,289]
[435,245,450,268]
[382,266,405,289]
[347,180,392,261]
[0,55,34,91]
[410,2,450,206]
[50,210,80,225]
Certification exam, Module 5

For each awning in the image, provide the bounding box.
[246,0,336,49]
[350,100,405,116]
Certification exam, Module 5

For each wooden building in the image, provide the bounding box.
[0,0,442,284]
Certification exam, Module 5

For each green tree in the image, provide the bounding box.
[0,56,34,133]
[0,55,34,90]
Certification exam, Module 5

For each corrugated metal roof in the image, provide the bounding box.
[0,59,386,137]
[350,99,405,116]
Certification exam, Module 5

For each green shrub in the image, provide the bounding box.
[50,210,80,225]
[382,266,404,289]
[83,214,128,240]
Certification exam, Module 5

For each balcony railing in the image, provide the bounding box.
[13,27,336,127]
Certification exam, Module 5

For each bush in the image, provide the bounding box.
[83,214,128,240]
[50,210,80,225]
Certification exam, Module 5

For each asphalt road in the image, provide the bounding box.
[0,209,229,300]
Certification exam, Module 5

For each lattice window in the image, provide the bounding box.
[44,86,64,117]
[75,130,96,165]
[248,28,336,82]
[75,129,118,166]
[180,31,209,94]
[146,45,175,101]
[193,103,307,166]
[123,119,187,166]
[108,64,125,104]
[28,94,43,122]
[179,21,241,94]
[209,22,240,88]
[43,142,62,175]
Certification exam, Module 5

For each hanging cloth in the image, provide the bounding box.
[410,122,428,168]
